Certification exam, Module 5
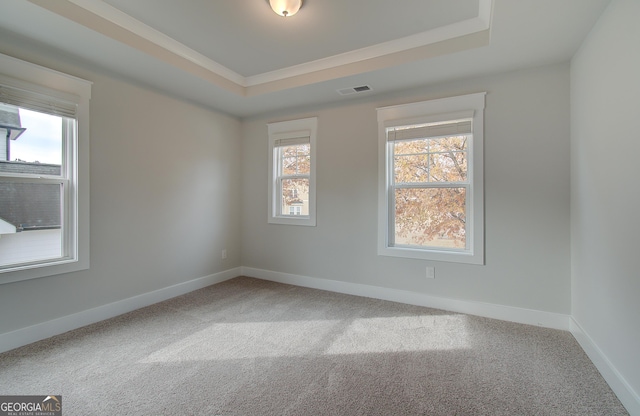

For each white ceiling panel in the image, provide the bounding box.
[101,0,480,76]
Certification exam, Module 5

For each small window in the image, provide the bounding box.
[268,117,317,226]
[289,206,302,216]
[0,53,91,284]
[377,93,485,264]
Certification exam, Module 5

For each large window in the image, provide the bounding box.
[268,117,317,226]
[377,93,485,264]
[0,53,91,284]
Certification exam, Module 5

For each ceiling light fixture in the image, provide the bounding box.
[269,0,302,17]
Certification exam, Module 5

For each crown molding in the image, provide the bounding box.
[244,15,490,88]
[68,0,245,85]
[27,0,493,97]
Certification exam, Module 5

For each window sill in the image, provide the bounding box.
[268,216,316,227]
[0,256,89,285]
[378,245,484,265]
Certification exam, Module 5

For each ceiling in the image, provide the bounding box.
[0,0,611,118]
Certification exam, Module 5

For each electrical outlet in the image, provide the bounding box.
[221,249,227,259]
[426,266,435,279]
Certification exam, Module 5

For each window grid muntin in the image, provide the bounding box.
[280,143,310,176]
[392,134,469,184]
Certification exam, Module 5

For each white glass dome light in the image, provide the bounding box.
[269,0,302,17]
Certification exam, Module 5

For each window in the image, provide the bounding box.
[268,117,317,226]
[377,93,485,264]
[289,206,302,216]
[0,53,91,284]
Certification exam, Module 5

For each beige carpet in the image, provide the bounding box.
[0,276,628,415]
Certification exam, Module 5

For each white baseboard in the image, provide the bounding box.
[570,318,640,415]
[240,267,571,330]
[0,267,241,354]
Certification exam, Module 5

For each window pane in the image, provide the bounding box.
[280,144,310,175]
[428,136,468,152]
[0,181,63,267]
[429,152,467,182]
[393,138,429,154]
[394,154,429,183]
[393,136,467,184]
[0,105,62,175]
[281,178,309,216]
[394,187,466,249]
[289,206,302,216]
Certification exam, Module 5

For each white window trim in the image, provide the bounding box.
[267,117,317,226]
[377,93,485,264]
[0,53,91,284]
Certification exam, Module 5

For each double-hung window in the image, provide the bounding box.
[377,93,485,264]
[268,117,317,226]
[0,53,91,284]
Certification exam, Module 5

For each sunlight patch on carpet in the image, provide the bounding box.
[324,314,470,354]
[139,314,469,364]
[139,319,342,363]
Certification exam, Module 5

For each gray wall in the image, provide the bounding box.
[0,43,572,337]
[241,63,571,314]
[571,0,640,401]
[0,52,242,334]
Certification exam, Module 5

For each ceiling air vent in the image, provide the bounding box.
[337,85,372,96]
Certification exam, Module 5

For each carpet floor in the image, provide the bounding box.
[0,276,628,415]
